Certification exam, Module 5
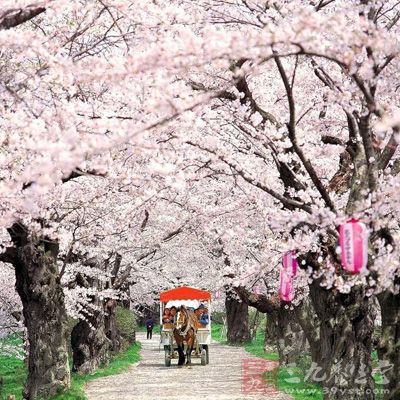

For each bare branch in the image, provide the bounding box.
[0,6,45,30]
[140,210,150,232]
[0,247,17,265]
[274,52,336,212]
[233,286,279,314]
[378,130,399,170]
[186,140,312,213]
[322,135,345,146]
[22,168,106,190]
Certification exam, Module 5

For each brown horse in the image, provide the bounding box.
[173,306,198,366]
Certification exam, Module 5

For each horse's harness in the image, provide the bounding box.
[176,309,195,337]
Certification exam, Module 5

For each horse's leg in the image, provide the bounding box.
[186,334,194,365]
[186,342,190,365]
[177,343,185,366]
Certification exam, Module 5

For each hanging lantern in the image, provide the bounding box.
[282,250,298,277]
[215,290,221,299]
[279,269,294,302]
[339,218,369,274]
[278,250,298,302]
[254,284,261,295]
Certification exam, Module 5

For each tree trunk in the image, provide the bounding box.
[232,285,306,362]
[276,305,307,366]
[225,293,250,344]
[104,299,122,352]
[10,224,70,399]
[264,313,277,351]
[71,271,112,373]
[71,308,110,374]
[294,296,322,368]
[250,310,259,339]
[309,282,376,400]
[377,291,400,400]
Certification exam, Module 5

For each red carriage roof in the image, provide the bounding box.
[160,286,211,302]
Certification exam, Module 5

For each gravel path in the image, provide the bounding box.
[85,332,292,400]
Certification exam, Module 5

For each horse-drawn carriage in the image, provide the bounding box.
[160,287,211,367]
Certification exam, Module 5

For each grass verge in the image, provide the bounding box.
[52,341,141,400]
[0,333,25,400]
[211,323,322,400]
[0,335,141,400]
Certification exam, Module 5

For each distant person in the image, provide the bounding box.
[145,316,155,339]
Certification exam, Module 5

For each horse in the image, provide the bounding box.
[173,306,198,366]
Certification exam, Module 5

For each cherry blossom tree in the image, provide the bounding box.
[151,1,400,398]
[2,1,400,400]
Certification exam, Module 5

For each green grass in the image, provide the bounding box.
[211,322,226,342]
[0,334,141,400]
[244,329,321,399]
[0,333,25,400]
[51,341,141,400]
[270,366,323,400]
[244,330,279,361]
[211,323,322,400]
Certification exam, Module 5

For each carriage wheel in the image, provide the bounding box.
[200,348,207,366]
[204,345,209,364]
[164,346,171,367]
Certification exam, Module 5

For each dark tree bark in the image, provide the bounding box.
[225,291,251,344]
[294,297,322,368]
[71,312,110,374]
[7,222,70,399]
[264,314,277,350]
[70,273,111,374]
[234,286,306,364]
[104,299,122,352]
[377,291,400,400]
[0,6,45,30]
[276,305,307,366]
[309,281,376,400]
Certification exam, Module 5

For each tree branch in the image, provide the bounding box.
[110,253,122,286]
[0,6,45,30]
[0,247,17,265]
[274,53,336,212]
[22,168,106,190]
[233,286,279,314]
[378,130,399,170]
[358,113,377,191]
[186,140,312,213]
[321,135,345,146]
[140,210,150,232]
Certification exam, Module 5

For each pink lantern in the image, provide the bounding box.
[215,290,221,299]
[339,218,369,274]
[279,250,297,302]
[279,269,294,302]
[254,284,261,295]
[282,250,298,277]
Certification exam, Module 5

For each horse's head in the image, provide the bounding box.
[175,306,187,331]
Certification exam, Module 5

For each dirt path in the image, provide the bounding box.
[85,332,292,400]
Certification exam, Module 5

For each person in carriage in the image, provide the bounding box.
[200,307,209,326]
[194,304,209,327]
[170,306,178,322]
[162,307,173,323]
